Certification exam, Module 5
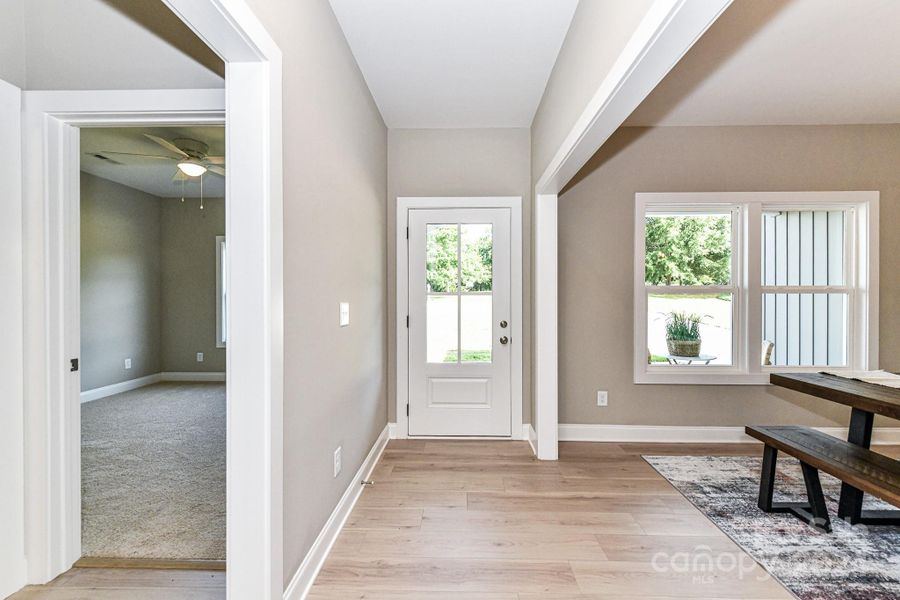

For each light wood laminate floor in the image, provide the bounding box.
[12,441,900,599]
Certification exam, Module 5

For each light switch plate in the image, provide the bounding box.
[197,352,204,362]
[339,302,350,327]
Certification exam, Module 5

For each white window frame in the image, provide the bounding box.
[216,235,227,348]
[634,192,879,385]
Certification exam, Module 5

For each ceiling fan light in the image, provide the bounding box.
[177,161,207,177]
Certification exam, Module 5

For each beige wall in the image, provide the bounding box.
[531,0,655,183]
[241,0,388,587]
[160,197,226,373]
[559,124,900,427]
[0,0,25,87]
[80,173,162,391]
[387,128,532,424]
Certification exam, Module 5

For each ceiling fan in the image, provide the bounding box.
[94,133,226,181]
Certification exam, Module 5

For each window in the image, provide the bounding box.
[634,192,878,384]
[216,235,227,348]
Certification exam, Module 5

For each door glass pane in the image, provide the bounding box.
[460,294,492,362]
[460,224,492,292]
[647,293,733,365]
[427,294,458,363]
[426,224,459,293]
[762,293,847,367]
[644,213,732,286]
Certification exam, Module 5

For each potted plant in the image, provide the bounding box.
[665,311,703,357]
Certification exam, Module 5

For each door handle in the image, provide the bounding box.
[499,336,509,345]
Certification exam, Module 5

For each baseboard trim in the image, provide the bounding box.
[283,424,390,600]
[80,373,162,403]
[160,371,226,382]
[526,423,537,456]
[559,423,900,445]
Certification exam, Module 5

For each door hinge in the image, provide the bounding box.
[406,404,409,417]
[406,315,409,328]
[406,227,409,239]
[70,358,79,372]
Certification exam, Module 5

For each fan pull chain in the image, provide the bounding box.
[181,178,185,203]
[200,174,204,210]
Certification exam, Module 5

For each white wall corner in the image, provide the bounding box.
[559,423,900,445]
[80,373,163,403]
[526,424,537,456]
[283,424,390,600]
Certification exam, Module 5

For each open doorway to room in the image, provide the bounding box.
[77,126,227,565]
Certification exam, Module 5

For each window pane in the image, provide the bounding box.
[762,293,847,366]
[762,210,844,286]
[645,214,731,286]
[460,224,492,292]
[460,294,492,363]
[647,293,733,365]
[427,295,458,363]
[426,224,459,292]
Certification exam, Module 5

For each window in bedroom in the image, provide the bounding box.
[634,192,878,385]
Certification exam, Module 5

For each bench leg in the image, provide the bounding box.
[799,462,831,533]
[757,444,778,511]
[756,446,832,532]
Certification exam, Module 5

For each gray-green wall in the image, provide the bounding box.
[80,172,162,390]
[80,173,225,391]
[161,197,226,372]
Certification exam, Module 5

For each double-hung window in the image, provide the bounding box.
[634,192,878,384]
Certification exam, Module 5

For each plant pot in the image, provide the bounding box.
[667,339,700,357]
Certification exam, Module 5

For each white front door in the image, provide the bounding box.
[408,208,512,436]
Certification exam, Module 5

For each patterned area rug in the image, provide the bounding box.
[644,455,900,600]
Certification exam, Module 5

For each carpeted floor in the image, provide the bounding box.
[81,382,226,560]
[645,454,900,600]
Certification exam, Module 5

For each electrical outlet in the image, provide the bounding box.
[339,302,350,327]
[124,358,132,369]
[196,352,204,362]
[333,446,342,478]
[597,390,608,407]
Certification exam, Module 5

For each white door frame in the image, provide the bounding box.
[530,0,732,460]
[396,197,523,440]
[20,2,284,597]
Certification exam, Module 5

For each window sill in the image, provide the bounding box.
[635,365,855,385]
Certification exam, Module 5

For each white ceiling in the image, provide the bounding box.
[329,0,579,129]
[627,0,900,126]
[81,127,225,198]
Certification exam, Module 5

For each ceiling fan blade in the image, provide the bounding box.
[143,133,189,158]
[207,165,226,177]
[96,151,177,161]
[204,155,225,165]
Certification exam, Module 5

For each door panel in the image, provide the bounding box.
[408,208,511,436]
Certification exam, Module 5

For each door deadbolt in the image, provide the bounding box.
[499,320,508,328]
[499,336,509,345]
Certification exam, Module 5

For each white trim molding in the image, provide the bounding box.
[526,424,537,456]
[283,425,390,600]
[395,197,524,441]
[80,374,164,403]
[531,0,733,463]
[559,423,900,445]
[161,371,227,382]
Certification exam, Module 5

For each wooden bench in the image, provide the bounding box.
[745,425,900,532]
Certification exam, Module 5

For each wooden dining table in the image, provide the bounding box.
[770,371,900,525]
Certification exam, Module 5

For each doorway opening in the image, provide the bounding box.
[77,126,227,566]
